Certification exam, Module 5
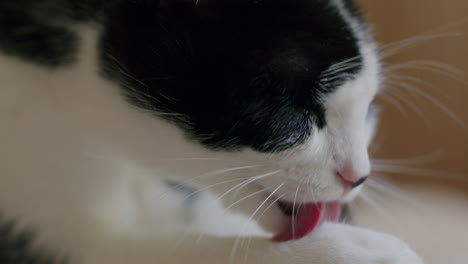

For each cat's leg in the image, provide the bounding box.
[80,223,422,264]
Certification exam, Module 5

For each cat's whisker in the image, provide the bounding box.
[378,90,410,116]
[387,79,465,127]
[387,60,465,81]
[157,165,261,200]
[306,172,316,203]
[366,178,431,211]
[229,183,284,264]
[221,170,282,203]
[225,188,271,211]
[106,53,180,107]
[321,62,362,79]
[180,177,252,201]
[86,153,251,165]
[371,149,446,166]
[242,193,285,263]
[383,88,429,123]
[323,55,361,72]
[389,74,444,98]
[379,31,461,59]
[195,187,272,244]
[372,164,467,182]
[357,190,397,224]
[292,184,300,240]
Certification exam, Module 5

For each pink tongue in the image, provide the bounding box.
[272,202,342,242]
[272,203,324,242]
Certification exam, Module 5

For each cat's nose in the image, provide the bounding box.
[337,163,369,189]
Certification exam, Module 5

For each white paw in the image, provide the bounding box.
[263,223,423,264]
[311,223,423,264]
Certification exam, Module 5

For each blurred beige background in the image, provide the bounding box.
[352,1,468,263]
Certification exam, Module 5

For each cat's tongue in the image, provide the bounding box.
[272,202,341,242]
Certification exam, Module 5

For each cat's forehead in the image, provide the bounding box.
[165,0,363,82]
[104,0,375,153]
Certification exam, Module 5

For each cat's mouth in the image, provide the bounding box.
[272,200,341,242]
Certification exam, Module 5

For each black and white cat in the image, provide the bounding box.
[0,0,423,263]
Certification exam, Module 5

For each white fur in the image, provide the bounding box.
[0,2,422,263]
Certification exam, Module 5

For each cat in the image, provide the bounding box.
[0,0,423,263]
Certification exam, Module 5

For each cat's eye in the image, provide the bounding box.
[367,100,377,118]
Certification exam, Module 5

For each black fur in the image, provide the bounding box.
[0,218,64,264]
[0,6,77,67]
[0,1,115,67]
[101,0,364,152]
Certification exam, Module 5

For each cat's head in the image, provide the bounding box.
[102,0,381,238]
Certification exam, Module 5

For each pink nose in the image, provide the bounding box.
[337,165,368,188]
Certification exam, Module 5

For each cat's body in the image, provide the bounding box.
[0,1,423,263]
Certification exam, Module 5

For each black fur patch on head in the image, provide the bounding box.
[0,9,77,67]
[0,218,65,264]
[101,0,364,153]
[0,1,116,67]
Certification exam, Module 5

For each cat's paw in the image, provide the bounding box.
[309,223,423,264]
[261,223,423,264]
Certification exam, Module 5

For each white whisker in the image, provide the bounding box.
[372,150,446,166]
[366,178,431,211]
[387,60,465,81]
[372,164,467,182]
[357,190,397,223]
[226,170,282,203]
[157,165,260,200]
[243,193,285,264]
[380,32,461,59]
[388,79,465,127]
[230,183,284,264]
[292,184,300,240]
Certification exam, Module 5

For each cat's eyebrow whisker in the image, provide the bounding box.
[320,62,362,78]
[379,31,462,59]
[383,87,430,123]
[386,60,465,81]
[378,89,410,117]
[386,79,465,128]
[324,55,361,72]
[389,74,439,96]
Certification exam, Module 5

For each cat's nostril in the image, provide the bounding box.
[351,176,368,188]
